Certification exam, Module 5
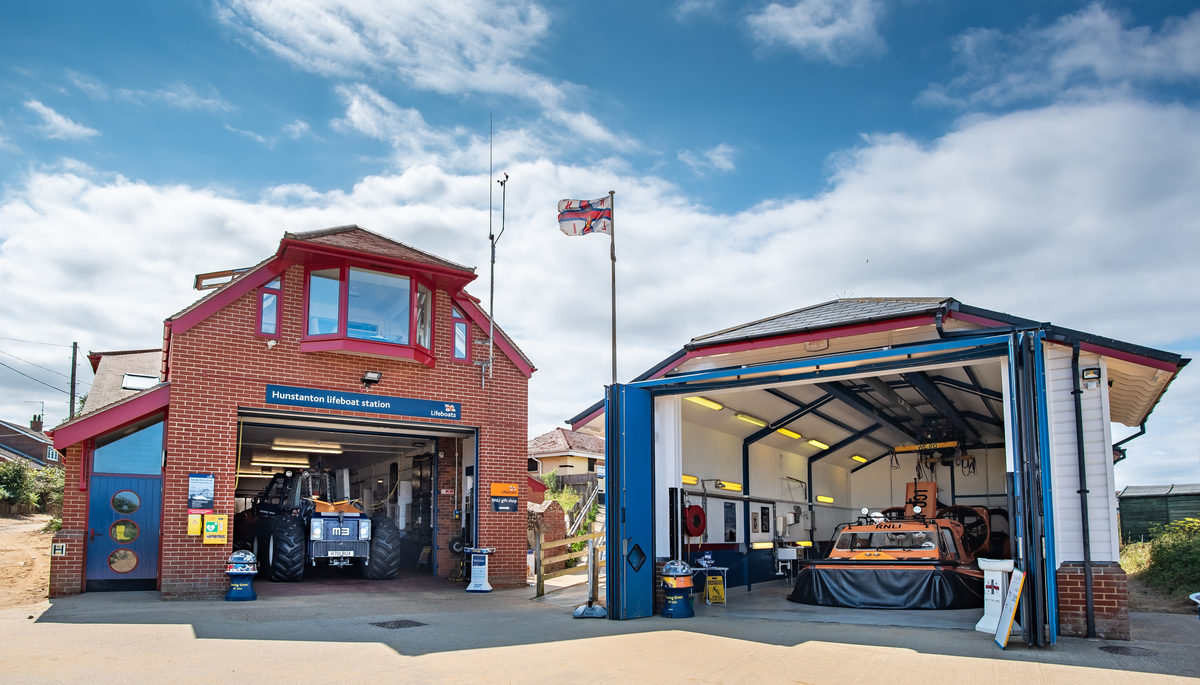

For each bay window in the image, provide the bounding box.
[302,264,434,363]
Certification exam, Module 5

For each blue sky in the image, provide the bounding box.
[0,1,1197,488]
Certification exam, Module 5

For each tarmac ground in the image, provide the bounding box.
[2,572,1197,684]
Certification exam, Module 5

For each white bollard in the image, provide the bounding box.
[976,558,1017,633]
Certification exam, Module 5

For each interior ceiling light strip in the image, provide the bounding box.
[681,474,699,485]
[749,541,774,550]
[250,454,311,466]
[684,396,724,411]
[272,444,343,454]
[273,437,342,449]
[734,412,768,427]
[807,439,830,450]
[250,461,312,469]
[715,480,742,492]
[776,428,802,439]
[816,495,835,504]
[851,455,868,463]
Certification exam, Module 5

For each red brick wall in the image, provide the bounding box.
[1057,561,1129,640]
[51,259,530,598]
[49,444,86,597]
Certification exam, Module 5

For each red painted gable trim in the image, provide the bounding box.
[452,295,535,378]
[278,239,477,290]
[170,259,285,334]
[51,384,170,449]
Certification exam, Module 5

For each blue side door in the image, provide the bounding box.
[87,474,162,589]
[605,383,654,619]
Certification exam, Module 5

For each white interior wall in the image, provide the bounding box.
[1046,346,1119,563]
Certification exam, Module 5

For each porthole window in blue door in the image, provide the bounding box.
[111,490,140,514]
[109,519,139,544]
[107,549,138,574]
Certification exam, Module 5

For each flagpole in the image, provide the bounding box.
[609,190,616,386]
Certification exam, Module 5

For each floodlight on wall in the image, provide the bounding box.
[776,428,802,440]
[807,439,830,450]
[734,412,768,427]
[816,495,834,504]
[851,455,868,463]
[361,370,383,388]
[715,480,743,492]
[681,474,700,486]
[749,541,774,550]
[685,396,724,411]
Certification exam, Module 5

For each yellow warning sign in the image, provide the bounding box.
[202,514,228,545]
[705,573,726,605]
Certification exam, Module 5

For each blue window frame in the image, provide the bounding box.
[92,415,164,476]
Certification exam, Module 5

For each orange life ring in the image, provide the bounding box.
[684,505,706,537]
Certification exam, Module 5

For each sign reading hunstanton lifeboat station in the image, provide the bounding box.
[265,384,461,421]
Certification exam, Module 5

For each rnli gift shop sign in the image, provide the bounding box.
[266,385,461,420]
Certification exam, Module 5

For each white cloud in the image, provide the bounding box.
[23,100,99,140]
[224,124,273,147]
[922,4,1200,108]
[678,143,736,174]
[68,72,234,112]
[674,0,723,20]
[1,98,1197,489]
[214,0,619,144]
[283,119,311,139]
[747,0,884,64]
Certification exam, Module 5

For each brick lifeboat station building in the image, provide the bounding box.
[49,226,534,598]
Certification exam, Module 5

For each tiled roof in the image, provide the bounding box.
[0,418,51,445]
[1119,483,1200,498]
[81,350,162,415]
[286,225,475,274]
[528,427,605,457]
[689,297,951,348]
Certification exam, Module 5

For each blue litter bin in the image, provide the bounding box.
[660,560,694,619]
[225,550,257,601]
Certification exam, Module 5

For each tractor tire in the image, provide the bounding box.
[267,516,305,582]
[362,515,403,580]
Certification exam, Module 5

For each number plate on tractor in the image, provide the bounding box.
[326,551,355,557]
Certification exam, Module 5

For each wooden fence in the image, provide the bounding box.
[533,530,605,598]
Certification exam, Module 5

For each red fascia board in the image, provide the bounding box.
[278,239,477,292]
[452,295,535,378]
[688,314,937,357]
[169,259,286,334]
[51,385,170,450]
[298,338,436,367]
[948,310,1182,373]
[570,314,938,431]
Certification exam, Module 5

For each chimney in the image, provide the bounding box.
[30,414,43,432]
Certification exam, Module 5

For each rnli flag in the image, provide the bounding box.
[557,196,612,236]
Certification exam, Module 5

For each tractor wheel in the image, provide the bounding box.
[362,515,403,580]
[267,516,305,582]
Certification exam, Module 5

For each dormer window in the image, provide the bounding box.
[302,265,435,365]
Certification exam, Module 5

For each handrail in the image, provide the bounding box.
[567,481,602,537]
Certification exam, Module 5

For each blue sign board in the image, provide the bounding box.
[265,384,460,421]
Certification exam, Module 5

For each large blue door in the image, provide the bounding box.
[605,383,654,619]
[86,414,165,591]
[87,475,162,590]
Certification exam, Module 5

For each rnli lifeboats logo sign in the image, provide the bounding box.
[266,385,460,420]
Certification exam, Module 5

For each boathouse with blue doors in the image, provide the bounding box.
[570,298,1187,643]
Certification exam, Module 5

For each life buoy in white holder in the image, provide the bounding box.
[684,505,707,537]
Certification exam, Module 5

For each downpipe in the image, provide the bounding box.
[1071,342,1097,638]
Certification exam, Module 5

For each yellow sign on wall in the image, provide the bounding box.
[187,514,202,536]
[490,482,519,497]
[202,514,228,545]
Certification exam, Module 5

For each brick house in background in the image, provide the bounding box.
[0,416,63,471]
[49,226,533,597]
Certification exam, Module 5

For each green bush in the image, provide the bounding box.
[1141,517,1200,591]
[0,460,64,511]
[44,517,62,532]
[0,460,37,507]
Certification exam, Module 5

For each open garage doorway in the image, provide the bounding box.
[232,410,477,584]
